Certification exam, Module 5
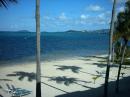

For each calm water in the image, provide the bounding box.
[0,31,109,62]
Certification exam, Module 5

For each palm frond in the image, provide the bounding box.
[0,0,17,8]
[113,32,122,42]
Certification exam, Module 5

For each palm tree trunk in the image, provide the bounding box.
[112,44,115,63]
[36,0,41,97]
[119,41,122,55]
[104,0,117,97]
[116,39,128,93]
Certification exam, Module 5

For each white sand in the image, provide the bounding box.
[0,54,130,97]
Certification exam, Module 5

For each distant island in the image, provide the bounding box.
[0,29,109,34]
[65,30,88,33]
[64,29,109,34]
[89,29,109,34]
[16,30,31,32]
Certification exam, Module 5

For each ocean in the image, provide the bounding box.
[0,31,109,63]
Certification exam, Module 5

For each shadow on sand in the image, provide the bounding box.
[54,65,82,73]
[6,71,36,82]
[82,55,107,60]
[91,63,118,68]
[41,76,92,89]
[0,94,3,97]
[54,65,108,80]
[55,76,130,97]
[0,79,12,81]
[41,82,69,93]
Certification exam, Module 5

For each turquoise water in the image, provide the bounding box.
[0,31,109,62]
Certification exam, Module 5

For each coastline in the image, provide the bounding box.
[0,54,130,97]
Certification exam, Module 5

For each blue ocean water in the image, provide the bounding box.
[0,31,109,62]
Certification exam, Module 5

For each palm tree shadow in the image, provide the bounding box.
[42,76,92,89]
[92,63,118,68]
[54,65,82,73]
[56,76,130,97]
[80,58,92,61]
[0,79,12,82]
[90,56,107,60]
[47,76,78,86]
[6,71,36,82]
[82,55,107,60]
[0,94,3,97]
[54,65,107,79]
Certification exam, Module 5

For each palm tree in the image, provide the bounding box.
[0,0,42,96]
[114,41,123,62]
[35,0,41,97]
[115,39,128,93]
[113,0,130,93]
[0,0,17,8]
[104,0,117,97]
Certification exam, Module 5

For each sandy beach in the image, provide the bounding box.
[0,54,130,97]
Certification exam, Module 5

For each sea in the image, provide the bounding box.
[0,31,109,64]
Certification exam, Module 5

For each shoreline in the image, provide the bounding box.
[0,53,107,67]
[0,54,130,97]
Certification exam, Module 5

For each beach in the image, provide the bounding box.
[0,0,130,96]
[0,54,130,97]
[0,31,129,97]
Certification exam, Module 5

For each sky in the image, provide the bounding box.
[0,0,126,32]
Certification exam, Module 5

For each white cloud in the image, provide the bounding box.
[98,13,105,19]
[118,6,125,12]
[58,12,67,20]
[98,12,111,24]
[43,16,51,20]
[87,5,103,11]
[10,24,18,29]
[98,11,111,19]
[42,10,111,31]
[80,14,89,19]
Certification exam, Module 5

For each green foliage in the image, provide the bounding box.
[92,75,100,84]
[114,41,130,64]
[114,41,122,60]
[113,0,130,65]
[113,0,130,42]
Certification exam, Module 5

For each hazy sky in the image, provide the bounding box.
[0,0,125,32]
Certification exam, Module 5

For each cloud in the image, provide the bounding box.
[80,14,89,20]
[98,13,105,19]
[80,11,111,24]
[97,11,111,18]
[118,6,125,12]
[86,5,103,12]
[58,12,67,20]
[42,10,111,31]
[43,16,51,20]
[10,24,18,29]
[97,11,111,23]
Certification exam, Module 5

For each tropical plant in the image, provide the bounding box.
[114,41,122,61]
[36,0,41,97]
[104,0,117,97]
[121,72,125,77]
[0,0,17,8]
[113,0,130,93]
[92,75,100,84]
